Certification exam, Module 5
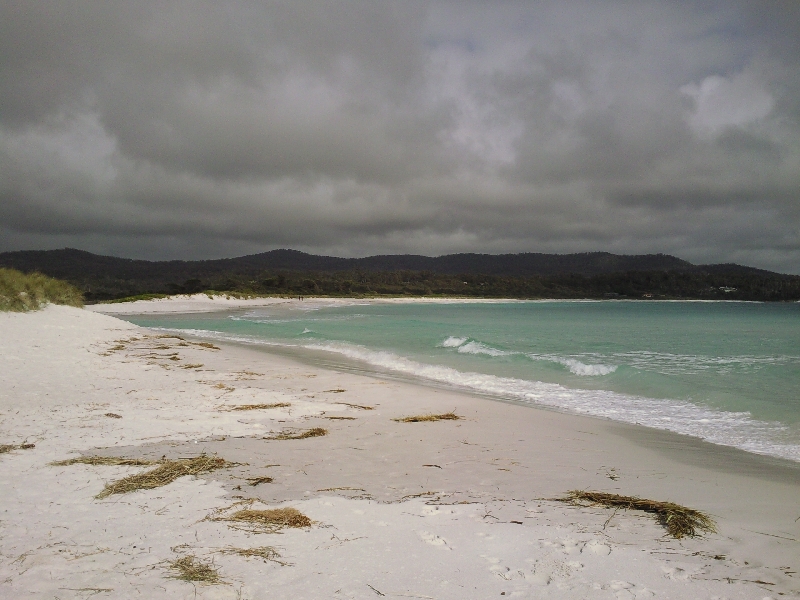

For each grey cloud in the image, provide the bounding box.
[1,1,799,273]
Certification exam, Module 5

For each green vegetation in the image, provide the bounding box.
[0,268,83,311]
[2,249,799,302]
[106,293,170,303]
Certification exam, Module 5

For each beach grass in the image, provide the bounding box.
[95,455,234,498]
[559,490,717,538]
[106,293,170,304]
[0,268,83,312]
[393,412,461,423]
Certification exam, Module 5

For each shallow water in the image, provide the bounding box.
[124,300,800,462]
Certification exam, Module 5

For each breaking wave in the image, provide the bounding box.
[155,327,800,463]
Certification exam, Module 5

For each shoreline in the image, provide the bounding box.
[1,305,798,598]
[91,297,800,466]
[87,293,773,315]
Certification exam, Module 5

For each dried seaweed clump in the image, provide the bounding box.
[168,555,223,584]
[246,476,274,486]
[220,546,288,565]
[266,427,327,440]
[559,490,717,539]
[52,456,157,467]
[226,507,312,533]
[393,412,460,423]
[0,442,35,454]
[96,455,233,499]
[228,402,291,411]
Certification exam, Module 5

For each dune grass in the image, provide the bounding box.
[0,268,83,312]
[106,293,170,304]
[95,455,234,499]
[168,555,223,584]
[393,412,460,423]
[559,490,717,539]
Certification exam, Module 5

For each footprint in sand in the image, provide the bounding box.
[527,556,583,586]
[582,539,611,556]
[418,531,451,549]
[660,564,694,581]
[481,556,532,582]
[422,505,455,516]
[600,580,655,599]
[542,537,584,555]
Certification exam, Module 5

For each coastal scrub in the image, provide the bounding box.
[0,268,83,311]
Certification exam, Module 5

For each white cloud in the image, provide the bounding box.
[681,70,774,139]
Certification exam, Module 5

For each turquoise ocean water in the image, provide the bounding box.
[124,300,800,463]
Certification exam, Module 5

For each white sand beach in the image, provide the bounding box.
[1,303,798,599]
[89,293,522,315]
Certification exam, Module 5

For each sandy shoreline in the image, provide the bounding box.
[86,293,530,315]
[1,304,798,598]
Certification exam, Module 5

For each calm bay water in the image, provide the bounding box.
[124,300,800,462]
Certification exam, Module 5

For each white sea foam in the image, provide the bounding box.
[555,358,617,376]
[441,336,512,356]
[442,336,468,347]
[443,338,614,373]
[527,354,617,376]
[611,350,799,375]
[457,341,511,357]
[150,327,800,463]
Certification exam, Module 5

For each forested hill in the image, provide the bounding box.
[1,248,692,278]
[1,248,798,302]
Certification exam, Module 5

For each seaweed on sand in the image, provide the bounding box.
[52,456,156,467]
[95,455,234,499]
[265,427,327,440]
[0,442,35,454]
[227,402,291,411]
[209,501,313,534]
[558,490,717,539]
[168,555,223,584]
[393,412,460,423]
[220,546,289,565]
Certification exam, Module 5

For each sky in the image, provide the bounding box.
[1,1,799,273]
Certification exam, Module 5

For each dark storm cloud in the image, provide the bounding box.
[1,1,799,272]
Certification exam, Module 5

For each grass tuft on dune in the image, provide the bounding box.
[0,268,83,312]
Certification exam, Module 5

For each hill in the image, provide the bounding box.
[0,248,797,302]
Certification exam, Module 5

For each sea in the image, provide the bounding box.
[123,300,800,464]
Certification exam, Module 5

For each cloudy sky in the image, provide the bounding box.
[1,1,799,272]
